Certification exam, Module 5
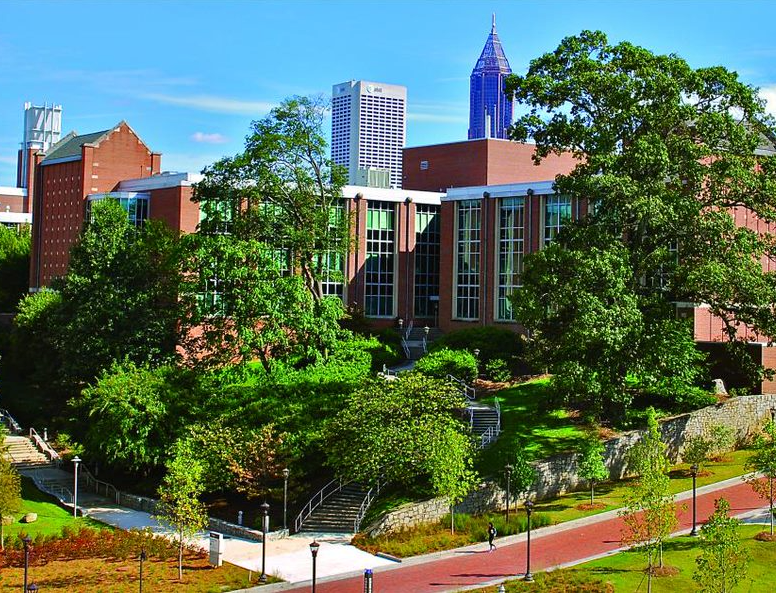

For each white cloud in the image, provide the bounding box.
[161,152,225,175]
[142,93,275,116]
[760,85,776,116]
[191,132,228,144]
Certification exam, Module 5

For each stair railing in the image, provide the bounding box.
[422,334,428,353]
[31,471,73,505]
[29,427,61,467]
[400,337,411,359]
[80,463,120,503]
[354,476,386,533]
[381,364,399,378]
[404,319,413,340]
[0,408,23,434]
[446,374,476,401]
[293,476,344,534]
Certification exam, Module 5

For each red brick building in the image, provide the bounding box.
[403,138,577,192]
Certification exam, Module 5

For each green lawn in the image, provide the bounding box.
[477,525,776,592]
[3,477,107,543]
[476,378,592,477]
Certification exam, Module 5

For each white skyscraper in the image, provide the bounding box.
[331,80,406,189]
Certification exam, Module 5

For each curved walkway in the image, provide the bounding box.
[246,476,769,593]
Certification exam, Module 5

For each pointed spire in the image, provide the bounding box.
[492,13,496,34]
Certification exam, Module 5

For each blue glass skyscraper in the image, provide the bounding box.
[468,15,513,140]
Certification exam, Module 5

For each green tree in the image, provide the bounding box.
[326,373,475,488]
[507,30,776,418]
[0,224,30,312]
[744,420,776,536]
[227,424,288,501]
[426,426,478,534]
[683,435,713,473]
[0,428,22,550]
[189,95,350,370]
[694,497,749,593]
[156,440,208,581]
[11,289,63,381]
[499,440,538,517]
[620,409,677,591]
[73,362,200,473]
[578,437,608,505]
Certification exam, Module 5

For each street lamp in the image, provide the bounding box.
[259,502,270,583]
[524,499,534,582]
[139,548,147,593]
[309,540,320,593]
[23,535,32,592]
[364,568,373,593]
[282,468,290,532]
[498,585,506,593]
[504,464,513,523]
[690,464,699,536]
[26,584,38,593]
[72,456,81,518]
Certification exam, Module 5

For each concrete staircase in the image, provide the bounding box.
[3,435,56,471]
[297,483,370,534]
[402,326,443,360]
[469,403,500,440]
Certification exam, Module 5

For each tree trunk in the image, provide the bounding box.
[178,530,184,581]
[591,481,595,506]
[1,522,4,550]
[450,505,455,535]
[647,548,653,593]
[659,541,664,567]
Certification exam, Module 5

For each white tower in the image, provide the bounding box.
[19,102,63,188]
[331,80,406,189]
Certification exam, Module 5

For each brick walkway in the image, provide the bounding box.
[250,478,767,593]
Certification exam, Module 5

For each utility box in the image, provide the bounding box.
[209,532,224,567]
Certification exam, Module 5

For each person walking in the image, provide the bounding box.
[487,522,497,552]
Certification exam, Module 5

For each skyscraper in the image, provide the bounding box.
[332,80,406,189]
[468,15,513,140]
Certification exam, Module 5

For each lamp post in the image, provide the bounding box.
[26,585,37,593]
[504,464,513,523]
[282,468,290,532]
[498,585,506,593]
[139,548,147,593]
[770,407,776,424]
[690,464,699,536]
[524,499,534,582]
[309,540,320,593]
[23,535,31,593]
[72,455,81,518]
[364,568,373,593]
[260,502,270,583]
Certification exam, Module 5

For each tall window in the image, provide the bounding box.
[365,201,395,316]
[497,197,525,321]
[543,194,572,246]
[414,204,440,317]
[456,200,481,319]
[87,194,148,228]
[320,203,346,299]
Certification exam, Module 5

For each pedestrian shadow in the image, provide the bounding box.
[453,550,490,554]
[450,572,513,578]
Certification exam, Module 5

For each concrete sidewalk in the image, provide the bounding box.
[243,475,771,593]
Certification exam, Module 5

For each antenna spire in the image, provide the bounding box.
[492,13,496,34]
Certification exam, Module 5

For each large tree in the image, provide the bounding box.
[507,30,776,417]
[188,95,350,369]
[0,224,30,312]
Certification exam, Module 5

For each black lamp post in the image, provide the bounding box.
[524,499,534,582]
[504,464,513,523]
[23,535,32,593]
[690,464,699,536]
[282,468,290,532]
[139,548,147,592]
[260,501,270,583]
[364,568,373,593]
[310,540,320,593]
[770,407,776,424]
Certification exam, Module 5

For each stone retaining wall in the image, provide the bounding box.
[366,394,776,536]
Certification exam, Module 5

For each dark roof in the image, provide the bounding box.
[41,128,112,163]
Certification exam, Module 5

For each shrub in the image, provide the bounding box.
[682,435,712,470]
[430,327,529,373]
[414,348,478,383]
[709,425,736,460]
[485,358,512,382]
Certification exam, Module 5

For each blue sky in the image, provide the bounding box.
[2,0,776,185]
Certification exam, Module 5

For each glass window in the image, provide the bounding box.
[320,202,346,299]
[497,197,525,321]
[543,194,572,247]
[414,204,440,317]
[87,194,148,228]
[365,201,395,317]
[456,200,481,320]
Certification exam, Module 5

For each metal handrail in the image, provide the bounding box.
[447,374,476,401]
[29,427,61,465]
[293,477,344,533]
[381,364,399,378]
[405,319,414,340]
[80,463,120,503]
[0,408,22,433]
[422,335,428,353]
[354,476,386,533]
[400,337,411,358]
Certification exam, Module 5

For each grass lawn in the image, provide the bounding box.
[476,378,592,478]
[475,525,776,592]
[0,554,268,592]
[3,477,106,543]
